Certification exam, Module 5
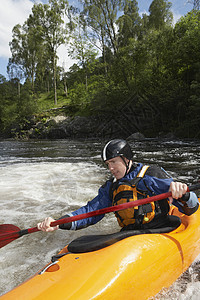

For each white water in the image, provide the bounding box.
[0,139,199,298]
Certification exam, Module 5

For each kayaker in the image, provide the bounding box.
[37,139,199,232]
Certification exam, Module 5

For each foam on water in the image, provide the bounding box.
[0,160,114,296]
[0,161,107,222]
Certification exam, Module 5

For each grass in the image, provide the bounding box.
[36,90,71,113]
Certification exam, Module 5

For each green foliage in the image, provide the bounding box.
[148,0,173,30]
[68,82,88,109]
[1,1,200,138]
[173,11,200,83]
[186,80,200,137]
[117,0,141,47]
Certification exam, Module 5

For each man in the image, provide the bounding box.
[37,139,199,232]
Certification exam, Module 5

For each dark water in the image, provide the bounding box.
[0,138,199,298]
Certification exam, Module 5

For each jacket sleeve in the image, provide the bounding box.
[137,165,173,195]
[137,166,199,216]
[173,192,199,215]
[59,180,113,230]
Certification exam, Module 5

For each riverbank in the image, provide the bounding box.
[1,89,199,140]
[5,113,179,141]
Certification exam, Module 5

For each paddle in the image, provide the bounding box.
[0,183,199,249]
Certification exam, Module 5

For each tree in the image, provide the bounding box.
[173,10,200,84]
[8,17,44,93]
[117,0,141,46]
[78,0,142,89]
[68,15,98,89]
[79,0,128,70]
[8,24,28,92]
[148,0,173,30]
[0,75,7,127]
[171,10,200,136]
[8,0,69,105]
[31,0,69,105]
[80,0,124,55]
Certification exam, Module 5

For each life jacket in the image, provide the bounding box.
[111,165,162,228]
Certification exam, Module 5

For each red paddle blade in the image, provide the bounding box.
[0,224,21,248]
[0,224,20,233]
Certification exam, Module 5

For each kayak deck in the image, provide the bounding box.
[1,201,200,300]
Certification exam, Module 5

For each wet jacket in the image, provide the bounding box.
[59,163,199,230]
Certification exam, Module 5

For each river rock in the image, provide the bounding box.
[158,132,177,140]
[26,115,101,139]
[12,114,149,140]
[67,116,98,137]
[127,132,145,140]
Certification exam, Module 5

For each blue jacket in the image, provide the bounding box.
[66,163,198,230]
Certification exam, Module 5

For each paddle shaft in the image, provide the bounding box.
[51,183,200,226]
[2,183,200,240]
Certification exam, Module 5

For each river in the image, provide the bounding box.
[0,139,200,299]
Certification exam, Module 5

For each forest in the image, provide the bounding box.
[0,0,199,139]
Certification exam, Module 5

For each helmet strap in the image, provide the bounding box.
[120,156,131,176]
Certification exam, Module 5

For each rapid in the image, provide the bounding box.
[0,139,200,299]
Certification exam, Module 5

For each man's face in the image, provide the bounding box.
[106,156,127,179]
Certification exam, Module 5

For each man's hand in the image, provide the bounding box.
[169,181,188,204]
[37,217,59,232]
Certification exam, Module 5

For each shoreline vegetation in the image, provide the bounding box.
[0,1,199,140]
[4,113,199,142]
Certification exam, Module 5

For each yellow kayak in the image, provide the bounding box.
[1,199,200,300]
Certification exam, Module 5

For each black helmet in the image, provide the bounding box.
[102,139,133,162]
